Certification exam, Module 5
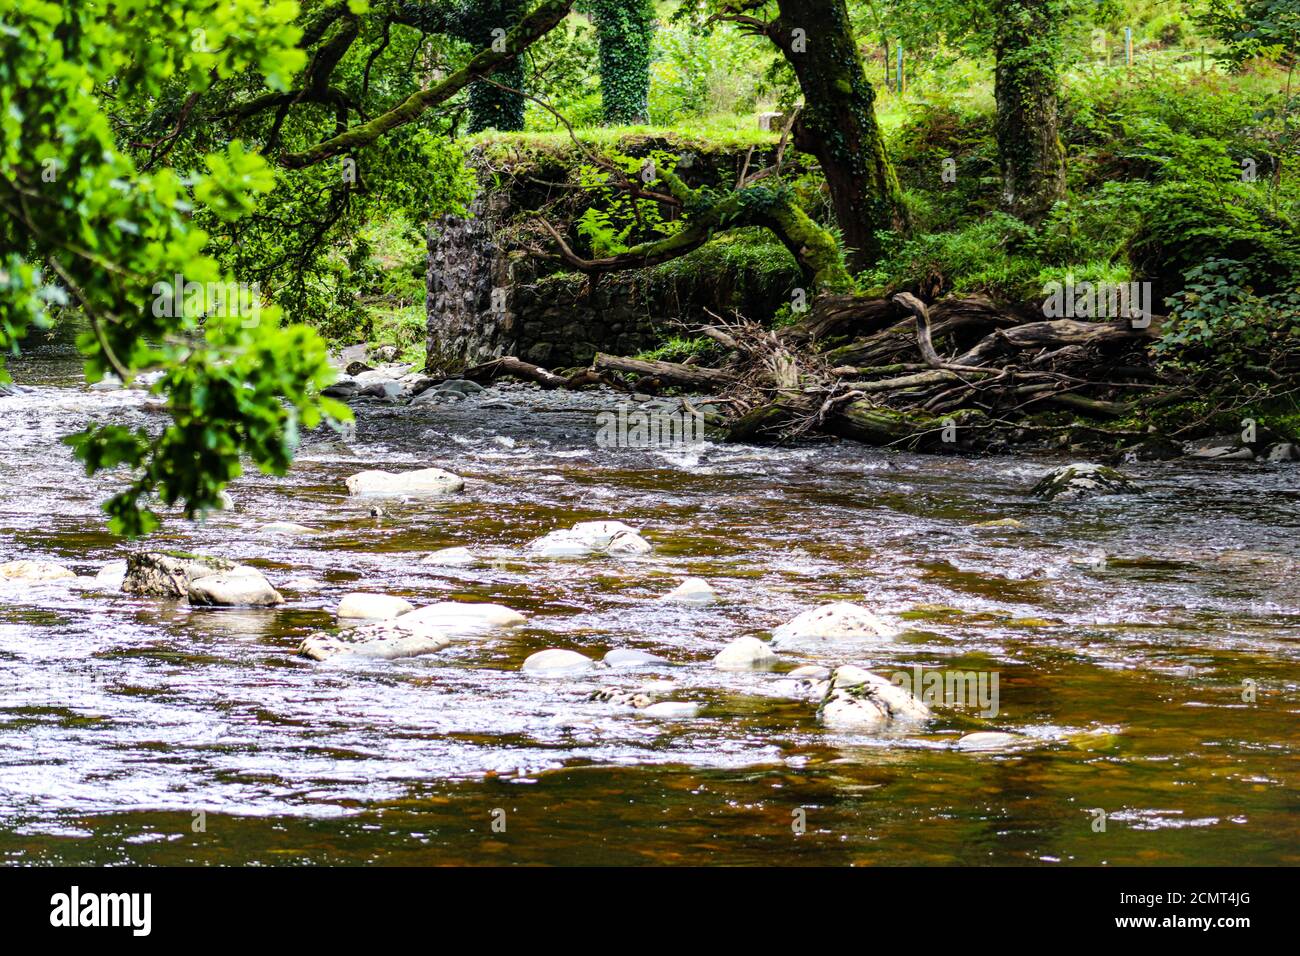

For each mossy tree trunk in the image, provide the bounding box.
[993,0,1067,222]
[591,0,654,124]
[399,0,530,132]
[463,0,528,132]
[768,0,908,272]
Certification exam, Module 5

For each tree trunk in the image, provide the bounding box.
[592,0,653,124]
[593,353,735,388]
[770,0,907,271]
[462,0,529,132]
[993,0,1067,222]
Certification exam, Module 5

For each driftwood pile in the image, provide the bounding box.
[460,292,1169,450]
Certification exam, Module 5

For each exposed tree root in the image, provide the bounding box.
[452,291,1177,452]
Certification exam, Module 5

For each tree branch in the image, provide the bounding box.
[278,0,573,169]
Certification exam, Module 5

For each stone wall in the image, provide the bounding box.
[425,137,805,372]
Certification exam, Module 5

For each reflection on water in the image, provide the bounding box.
[0,330,1297,864]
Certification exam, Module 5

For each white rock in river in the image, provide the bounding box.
[955,731,1021,752]
[300,600,521,661]
[336,592,414,620]
[531,534,592,558]
[660,577,717,605]
[421,546,477,566]
[123,552,237,597]
[606,529,653,555]
[281,576,324,590]
[603,648,668,668]
[187,567,284,607]
[819,664,931,732]
[345,467,464,496]
[788,664,831,680]
[528,520,652,557]
[398,601,525,639]
[778,664,832,699]
[0,560,76,581]
[771,601,893,647]
[522,648,596,675]
[641,701,702,719]
[569,520,639,547]
[94,560,127,589]
[713,636,777,670]
[299,621,451,662]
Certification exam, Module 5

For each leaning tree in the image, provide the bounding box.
[0,0,574,533]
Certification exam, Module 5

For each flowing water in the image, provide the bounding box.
[1,327,1297,866]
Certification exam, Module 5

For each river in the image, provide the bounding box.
[1,327,1296,865]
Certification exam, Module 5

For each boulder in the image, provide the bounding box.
[0,560,76,581]
[336,593,415,620]
[522,648,596,675]
[299,623,451,662]
[187,568,284,607]
[818,665,931,732]
[589,686,653,707]
[1030,463,1139,500]
[344,467,464,496]
[603,648,668,668]
[787,664,831,680]
[356,380,403,400]
[660,577,717,605]
[1119,435,1182,462]
[353,366,413,386]
[641,701,701,719]
[122,552,282,606]
[1265,442,1299,462]
[528,520,652,557]
[778,664,832,699]
[410,389,443,406]
[94,560,127,589]
[606,529,653,555]
[281,576,325,590]
[770,601,893,647]
[954,731,1021,752]
[322,382,358,399]
[436,378,484,395]
[713,636,777,670]
[122,552,238,597]
[397,601,526,639]
[1182,430,1281,459]
[420,546,478,566]
[299,601,520,660]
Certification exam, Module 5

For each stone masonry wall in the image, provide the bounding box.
[426,138,805,372]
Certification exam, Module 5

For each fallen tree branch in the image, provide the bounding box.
[593,352,735,389]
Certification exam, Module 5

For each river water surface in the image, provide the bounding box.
[1,330,1297,865]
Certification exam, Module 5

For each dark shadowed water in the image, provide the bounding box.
[0,328,1297,865]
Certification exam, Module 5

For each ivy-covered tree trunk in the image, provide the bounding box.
[400,0,530,132]
[993,0,1067,222]
[770,0,907,272]
[591,0,654,124]
[462,0,528,131]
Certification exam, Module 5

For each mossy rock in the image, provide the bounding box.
[1030,463,1140,501]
